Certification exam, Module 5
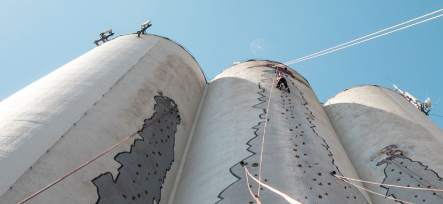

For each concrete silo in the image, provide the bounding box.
[0,33,376,203]
[0,34,206,203]
[324,85,443,204]
[170,60,371,204]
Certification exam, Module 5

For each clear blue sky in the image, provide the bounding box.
[1,1,442,127]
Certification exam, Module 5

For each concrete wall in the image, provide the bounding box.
[172,60,371,204]
[0,34,206,203]
[324,85,443,204]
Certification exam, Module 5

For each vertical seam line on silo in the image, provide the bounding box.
[168,84,208,204]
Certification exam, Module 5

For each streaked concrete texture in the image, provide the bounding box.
[93,95,181,203]
[172,60,371,204]
[0,34,206,204]
[324,85,443,204]
[171,61,265,204]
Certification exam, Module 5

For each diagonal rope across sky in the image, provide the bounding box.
[283,8,443,65]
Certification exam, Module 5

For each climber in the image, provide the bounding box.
[273,66,295,79]
[276,72,290,93]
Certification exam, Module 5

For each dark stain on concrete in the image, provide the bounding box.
[217,69,369,204]
[92,95,180,204]
[378,154,443,203]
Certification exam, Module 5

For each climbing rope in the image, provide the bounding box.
[244,166,302,204]
[339,177,415,204]
[282,8,443,65]
[18,109,174,204]
[257,71,278,198]
[391,159,443,201]
[283,8,443,65]
[334,174,443,192]
[244,165,262,204]
[342,179,414,204]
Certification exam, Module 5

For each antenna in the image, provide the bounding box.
[393,84,404,95]
[425,93,429,105]
[387,76,401,85]
[425,98,431,108]
[388,78,440,117]
[433,97,442,108]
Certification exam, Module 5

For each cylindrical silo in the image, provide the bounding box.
[324,85,443,204]
[0,34,206,203]
[171,60,372,204]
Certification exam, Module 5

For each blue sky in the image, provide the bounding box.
[1,1,442,127]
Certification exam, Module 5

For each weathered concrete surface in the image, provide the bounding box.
[0,34,206,203]
[377,154,443,203]
[93,95,180,203]
[171,61,265,204]
[293,67,372,204]
[324,85,443,204]
[173,60,371,204]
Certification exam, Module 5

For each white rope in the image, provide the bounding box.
[244,166,302,204]
[283,9,443,65]
[284,8,443,65]
[257,72,277,198]
[244,166,262,204]
[334,174,443,192]
[340,177,415,204]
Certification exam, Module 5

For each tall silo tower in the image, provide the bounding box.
[0,33,374,203]
[170,60,371,204]
[324,85,443,204]
[0,34,207,203]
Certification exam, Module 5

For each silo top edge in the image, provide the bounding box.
[108,33,208,84]
[214,59,311,87]
[324,84,397,106]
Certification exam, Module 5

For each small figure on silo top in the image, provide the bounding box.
[276,72,290,93]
